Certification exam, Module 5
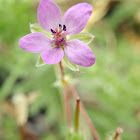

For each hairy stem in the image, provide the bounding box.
[68,83,100,140]
[58,62,100,140]
[64,86,71,128]
[59,62,71,128]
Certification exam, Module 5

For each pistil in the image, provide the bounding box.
[50,24,67,47]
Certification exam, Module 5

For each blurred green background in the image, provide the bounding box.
[0,0,140,140]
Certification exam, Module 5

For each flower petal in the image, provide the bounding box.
[41,47,64,64]
[37,0,62,32]
[64,39,95,67]
[19,33,52,53]
[63,3,93,35]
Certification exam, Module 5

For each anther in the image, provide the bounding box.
[59,24,62,29]
[51,29,56,34]
[63,25,66,31]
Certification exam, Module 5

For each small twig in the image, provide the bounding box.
[68,83,100,140]
[19,126,26,140]
[113,127,123,140]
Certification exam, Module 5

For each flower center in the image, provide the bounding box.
[51,24,66,47]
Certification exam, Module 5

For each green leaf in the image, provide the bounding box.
[67,33,95,44]
[35,54,46,67]
[63,55,79,72]
[30,23,52,38]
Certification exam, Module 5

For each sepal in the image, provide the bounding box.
[30,23,52,38]
[35,54,46,67]
[67,33,95,45]
[63,55,80,72]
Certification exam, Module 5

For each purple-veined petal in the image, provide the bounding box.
[63,3,93,35]
[64,39,95,67]
[19,32,52,53]
[41,47,64,64]
[37,0,62,32]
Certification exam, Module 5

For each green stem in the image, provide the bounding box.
[74,97,80,133]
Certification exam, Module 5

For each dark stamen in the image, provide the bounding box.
[59,24,62,29]
[63,25,66,31]
[51,29,56,33]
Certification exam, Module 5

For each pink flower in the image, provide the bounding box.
[19,0,95,67]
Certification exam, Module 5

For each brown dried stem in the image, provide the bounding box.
[19,126,39,140]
